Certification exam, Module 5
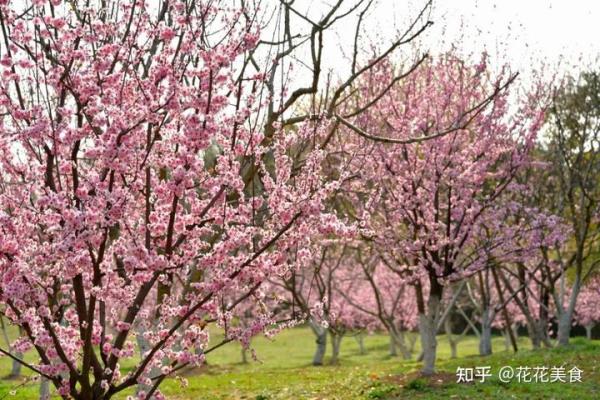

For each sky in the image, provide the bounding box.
[421,0,599,70]
[292,0,600,81]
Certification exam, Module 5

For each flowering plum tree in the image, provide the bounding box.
[339,245,419,359]
[542,71,600,346]
[0,0,437,398]
[338,54,546,374]
[576,276,600,339]
[465,201,566,355]
[276,241,369,365]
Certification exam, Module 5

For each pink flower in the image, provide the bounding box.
[160,27,176,42]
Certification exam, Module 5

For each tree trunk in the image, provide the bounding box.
[2,318,22,378]
[241,346,248,364]
[511,324,519,342]
[390,329,411,360]
[525,317,546,349]
[450,339,457,359]
[309,320,327,366]
[408,332,418,355]
[135,326,163,397]
[557,310,574,346]
[9,352,23,378]
[527,321,542,349]
[419,282,441,375]
[355,333,366,355]
[444,317,457,359]
[540,321,552,348]
[330,332,343,364]
[585,325,593,340]
[399,330,412,359]
[557,261,583,347]
[503,328,510,352]
[39,377,50,400]
[479,307,493,356]
[136,330,152,396]
[388,332,398,356]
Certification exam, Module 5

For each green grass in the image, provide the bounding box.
[1,326,599,399]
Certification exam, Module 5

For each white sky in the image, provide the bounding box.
[294,0,600,81]
[423,0,599,71]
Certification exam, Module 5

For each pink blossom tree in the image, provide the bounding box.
[276,241,372,365]
[464,200,567,355]
[338,53,546,374]
[576,276,600,339]
[339,245,419,359]
[0,0,438,398]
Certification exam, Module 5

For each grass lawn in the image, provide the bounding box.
[0,326,598,399]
